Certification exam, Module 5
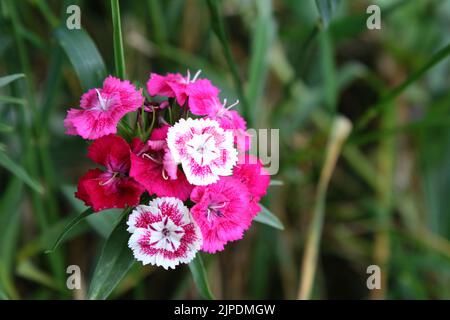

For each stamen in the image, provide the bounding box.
[186,69,191,83]
[225,99,239,110]
[162,169,169,180]
[99,172,118,186]
[95,89,108,111]
[143,153,162,164]
[191,69,202,82]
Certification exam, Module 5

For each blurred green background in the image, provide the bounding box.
[1,0,450,299]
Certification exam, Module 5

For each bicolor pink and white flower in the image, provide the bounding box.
[190,177,253,253]
[127,197,202,269]
[167,118,238,186]
[65,76,144,140]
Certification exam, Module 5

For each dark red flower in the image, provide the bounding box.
[75,134,144,212]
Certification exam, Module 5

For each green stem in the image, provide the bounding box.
[111,0,126,79]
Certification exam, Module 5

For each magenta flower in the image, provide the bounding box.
[204,98,252,151]
[129,126,193,201]
[167,118,238,186]
[146,71,219,112]
[64,76,144,140]
[233,154,270,217]
[190,177,253,253]
[75,135,145,212]
[127,197,202,269]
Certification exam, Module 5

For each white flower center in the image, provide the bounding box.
[186,133,219,166]
[148,216,185,252]
[95,89,111,111]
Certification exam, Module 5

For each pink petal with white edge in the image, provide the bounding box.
[127,197,202,269]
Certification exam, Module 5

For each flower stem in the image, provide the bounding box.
[111,0,126,79]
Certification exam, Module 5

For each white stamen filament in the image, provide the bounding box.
[99,172,118,186]
[95,89,108,111]
[143,153,162,164]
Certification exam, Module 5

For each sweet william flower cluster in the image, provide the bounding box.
[65,72,270,269]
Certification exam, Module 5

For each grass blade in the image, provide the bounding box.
[206,0,249,124]
[45,208,94,253]
[55,28,107,90]
[0,73,24,87]
[0,151,43,193]
[356,43,450,131]
[315,0,341,28]
[88,210,135,300]
[188,254,215,300]
[246,0,275,125]
[254,205,284,230]
[111,0,126,79]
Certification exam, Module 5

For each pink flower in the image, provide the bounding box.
[127,197,202,269]
[190,177,253,253]
[75,135,144,212]
[186,79,220,115]
[233,154,270,217]
[146,71,219,112]
[65,76,144,140]
[167,118,238,186]
[129,126,193,201]
[204,98,251,151]
[234,154,270,201]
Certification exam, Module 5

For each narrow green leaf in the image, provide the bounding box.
[315,0,341,28]
[0,151,43,193]
[0,178,23,299]
[88,211,135,300]
[111,0,126,79]
[254,205,284,230]
[0,96,26,105]
[269,179,284,186]
[0,73,24,87]
[356,43,450,131]
[319,30,337,112]
[188,254,215,300]
[62,185,121,237]
[206,0,250,124]
[46,208,94,253]
[55,28,107,90]
[246,0,275,124]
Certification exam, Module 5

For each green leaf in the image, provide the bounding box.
[62,185,121,237]
[319,29,337,112]
[0,178,23,299]
[315,0,341,28]
[356,43,450,131]
[0,73,24,87]
[87,211,135,300]
[246,0,275,125]
[54,28,107,90]
[46,208,94,253]
[188,254,215,300]
[0,96,26,105]
[111,0,126,79]
[206,0,249,124]
[0,151,43,193]
[254,205,284,230]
